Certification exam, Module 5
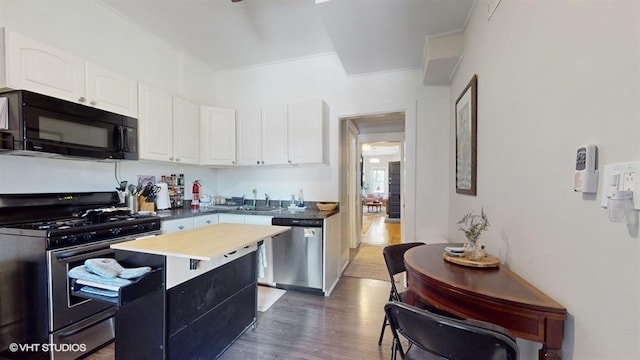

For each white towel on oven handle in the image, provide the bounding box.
[257,242,267,279]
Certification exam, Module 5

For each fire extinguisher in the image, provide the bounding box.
[192,180,201,209]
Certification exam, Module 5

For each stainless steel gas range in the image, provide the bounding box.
[0,192,161,360]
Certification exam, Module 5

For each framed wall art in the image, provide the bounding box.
[455,74,477,195]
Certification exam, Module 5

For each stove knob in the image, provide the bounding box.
[68,235,76,243]
[82,233,92,241]
[111,227,121,235]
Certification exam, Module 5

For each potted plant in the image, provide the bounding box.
[456,208,490,260]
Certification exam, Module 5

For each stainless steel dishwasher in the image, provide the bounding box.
[271,217,323,294]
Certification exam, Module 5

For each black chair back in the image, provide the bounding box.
[383,242,424,300]
[384,301,519,360]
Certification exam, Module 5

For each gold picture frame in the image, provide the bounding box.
[455,74,477,195]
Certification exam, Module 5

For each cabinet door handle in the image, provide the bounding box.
[169,157,174,161]
[261,161,265,164]
[288,160,292,164]
[178,225,185,230]
[90,100,97,106]
[206,220,211,224]
[175,158,180,162]
[256,161,260,164]
[78,97,86,103]
[232,161,236,164]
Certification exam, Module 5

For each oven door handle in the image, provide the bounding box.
[55,247,116,262]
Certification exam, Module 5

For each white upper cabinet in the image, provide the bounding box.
[138,84,173,162]
[2,29,85,102]
[261,105,289,165]
[236,104,288,166]
[288,100,329,165]
[200,106,236,166]
[236,107,262,166]
[138,84,200,164]
[236,101,328,166]
[1,29,138,117]
[172,97,200,165]
[85,62,138,118]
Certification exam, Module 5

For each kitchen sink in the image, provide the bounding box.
[237,205,284,212]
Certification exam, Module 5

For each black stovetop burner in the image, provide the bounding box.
[0,191,161,249]
[9,212,148,230]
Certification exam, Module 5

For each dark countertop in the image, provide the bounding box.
[155,204,339,221]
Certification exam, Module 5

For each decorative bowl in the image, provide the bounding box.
[316,202,338,211]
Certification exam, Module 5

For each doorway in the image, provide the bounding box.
[339,111,406,250]
[360,142,402,246]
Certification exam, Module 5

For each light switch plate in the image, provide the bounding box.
[601,162,640,210]
[487,0,503,20]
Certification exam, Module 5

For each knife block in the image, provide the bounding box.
[138,196,155,211]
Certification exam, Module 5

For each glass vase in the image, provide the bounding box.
[464,241,485,261]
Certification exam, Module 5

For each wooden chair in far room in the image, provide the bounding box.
[384,301,519,360]
[378,242,425,347]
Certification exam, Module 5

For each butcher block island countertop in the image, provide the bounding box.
[111,223,290,260]
[102,223,292,359]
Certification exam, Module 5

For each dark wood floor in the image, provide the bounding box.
[87,277,396,360]
[220,277,395,360]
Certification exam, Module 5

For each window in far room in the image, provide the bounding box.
[372,168,386,196]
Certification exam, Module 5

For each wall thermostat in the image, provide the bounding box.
[574,144,598,193]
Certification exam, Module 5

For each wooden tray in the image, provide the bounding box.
[443,253,500,268]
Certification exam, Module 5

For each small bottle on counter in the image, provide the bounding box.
[298,189,304,207]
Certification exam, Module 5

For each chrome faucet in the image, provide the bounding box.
[265,193,270,207]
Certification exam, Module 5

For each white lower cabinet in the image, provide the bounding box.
[193,214,219,228]
[217,214,245,224]
[161,218,194,234]
[323,213,341,296]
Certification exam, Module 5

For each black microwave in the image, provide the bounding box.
[0,90,137,160]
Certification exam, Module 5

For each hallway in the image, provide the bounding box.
[361,209,401,246]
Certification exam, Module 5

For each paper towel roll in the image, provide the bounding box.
[155,183,171,210]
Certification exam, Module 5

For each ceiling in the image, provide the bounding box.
[362,142,401,157]
[345,112,405,134]
[98,0,475,75]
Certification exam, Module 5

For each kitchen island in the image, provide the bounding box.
[97,223,289,359]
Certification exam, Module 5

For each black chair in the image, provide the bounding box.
[384,301,519,360]
[378,242,425,346]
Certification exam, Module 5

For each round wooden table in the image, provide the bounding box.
[404,243,567,360]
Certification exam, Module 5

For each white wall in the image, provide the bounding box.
[0,0,219,195]
[213,54,422,202]
[416,86,450,243]
[0,156,217,197]
[448,1,640,359]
